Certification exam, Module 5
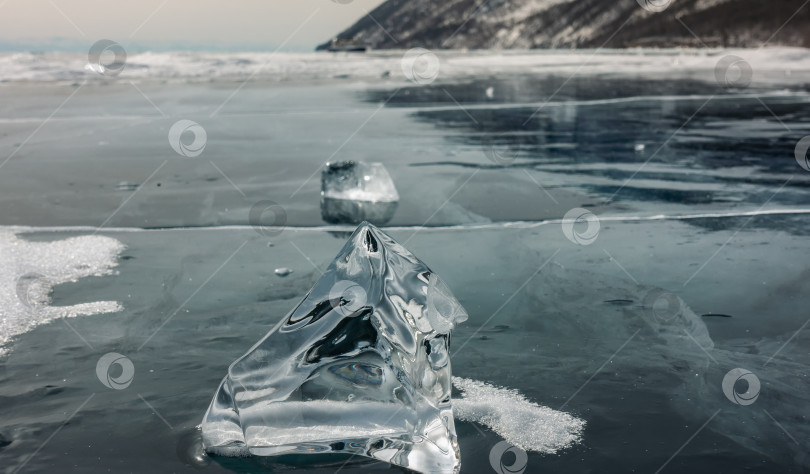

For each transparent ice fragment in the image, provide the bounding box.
[201,222,464,474]
[321,197,398,226]
[425,274,468,335]
[321,161,399,202]
[320,161,399,225]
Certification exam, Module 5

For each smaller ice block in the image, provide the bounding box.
[320,161,399,225]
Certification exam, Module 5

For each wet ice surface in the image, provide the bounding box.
[1,219,808,473]
[1,50,810,473]
[1,52,809,229]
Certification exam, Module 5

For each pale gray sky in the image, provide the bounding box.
[0,0,386,51]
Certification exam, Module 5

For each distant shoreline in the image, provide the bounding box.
[1,47,808,84]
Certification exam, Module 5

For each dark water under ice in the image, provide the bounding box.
[1,54,810,473]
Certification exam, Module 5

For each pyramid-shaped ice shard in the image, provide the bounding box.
[201,223,467,473]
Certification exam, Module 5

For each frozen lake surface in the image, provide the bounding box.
[0,49,809,473]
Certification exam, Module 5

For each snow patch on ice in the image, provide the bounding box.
[0,232,125,356]
[452,377,585,453]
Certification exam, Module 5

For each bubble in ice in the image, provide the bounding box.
[0,232,125,356]
[273,267,293,277]
[320,161,399,225]
[115,181,139,191]
[201,222,467,473]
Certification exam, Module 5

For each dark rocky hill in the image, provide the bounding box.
[318,0,810,50]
